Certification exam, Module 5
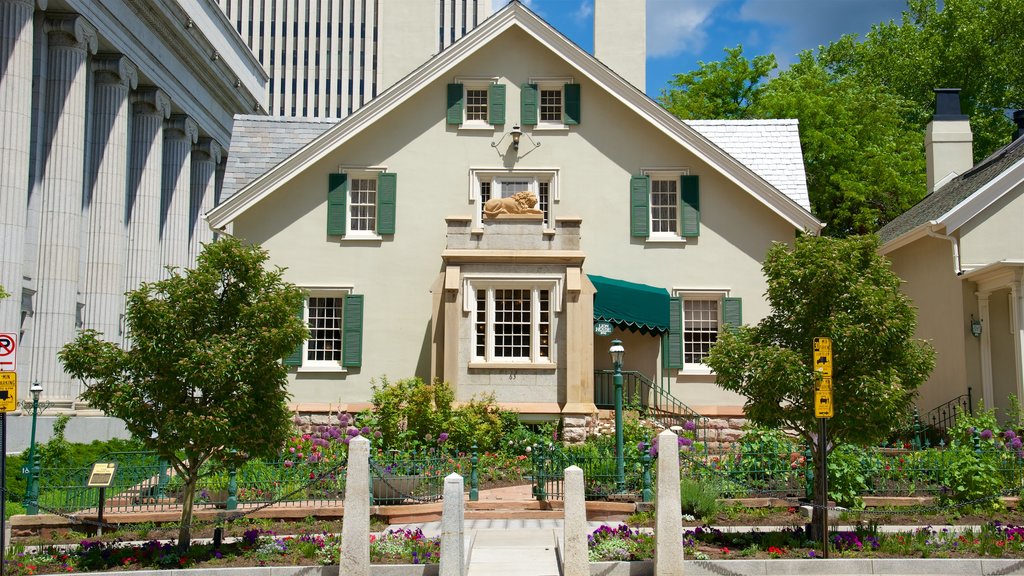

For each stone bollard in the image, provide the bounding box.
[562,465,588,576]
[340,435,370,576]
[440,473,465,576]
[655,430,684,576]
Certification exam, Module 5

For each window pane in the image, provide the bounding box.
[307,296,343,362]
[466,88,488,121]
[350,178,377,231]
[683,299,718,364]
[538,181,550,227]
[539,89,561,122]
[476,289,487,358]
[538,290,550,358]
[650,179,677,233]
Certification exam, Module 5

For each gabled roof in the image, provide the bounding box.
[221,116,334,201]
[879,137,1024,250]
[208,2,821,232]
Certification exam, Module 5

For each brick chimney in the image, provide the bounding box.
[925,88,974,192]
[594,0,646,90]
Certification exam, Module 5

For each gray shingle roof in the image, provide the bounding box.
[222,116,813,212]
[221,115,335,202]
[878,137,1024,244]
[685,119,810,212]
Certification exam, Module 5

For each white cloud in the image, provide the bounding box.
[647,0,725,58]
[573,0,594,23]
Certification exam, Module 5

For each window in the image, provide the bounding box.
[327,171,396,238]
[447,81,505,127]
[472,169,557,227]
[521,80,580,127]
[630,172,700,240]
[474,287,550,363]
[464,275,563,366]
[284,291,364,370]
[664,293,741,371]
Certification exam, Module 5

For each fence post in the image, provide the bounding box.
[912,408,923,450]
[804,446,814,501]
[641,444,653,503]
[157,459,170,498]
[226,467,238,511]
[531,444,547,501]
[470,445,479,502]
[973,429,982,455]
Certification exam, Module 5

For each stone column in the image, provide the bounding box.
[125,88,170,299]
[562,465,588,576]
[160,115,197,273]
[654,430,683,576]
[340,435,370,576]
[82,55,137,342]
[189,137,221,262]
[31,15,97,401]
[0,0,43,341]
[440,473,465,576]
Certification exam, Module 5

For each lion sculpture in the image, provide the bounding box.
[483,191,544,218]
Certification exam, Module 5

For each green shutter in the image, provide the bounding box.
[630,175,650,237]
[664,297,683,368]
[488,83,506,125]
[327,173,348,236]
[377,172,397,235]
[680,175,700,237]
[283,303,305,366]
[520,83,538,126]
[447,83,463,125]
[563,83,581,125]
[342,294,364,367]
[722,297,742,332]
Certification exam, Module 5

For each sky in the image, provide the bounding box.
[499,0,912,97]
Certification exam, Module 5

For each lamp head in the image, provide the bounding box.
[971,315,983,337]
[510,125,522,150]
[30,381,42,401]
[609,339,625,366]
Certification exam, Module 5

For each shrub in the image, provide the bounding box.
[680,477,721,521]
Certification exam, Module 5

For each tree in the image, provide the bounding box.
[819,0,1024,163]
[660,45,777,120]
[705,235,934,524]
[59,237,306,549]
[0,284,8,299]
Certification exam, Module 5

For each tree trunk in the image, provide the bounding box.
[177,473,197,551]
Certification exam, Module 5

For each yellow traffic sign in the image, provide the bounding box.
[0,372,16,412]
[813,336,832,378]
[815,389,833,418]
[815,377,832,391]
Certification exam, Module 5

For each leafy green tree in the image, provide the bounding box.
[0,284,9,299]
[705,235,934,522]
[660,45,777,120]
[59,237,306,549]
[755,54,926,236]
[819,0,1024,163]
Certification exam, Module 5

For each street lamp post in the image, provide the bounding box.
[610,340,625,493]
[24,381,43,514]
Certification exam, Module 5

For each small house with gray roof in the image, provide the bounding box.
[879,90,1024,424]
[209,1,821,433]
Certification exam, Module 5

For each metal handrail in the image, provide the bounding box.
[594,369,708,448]
[922,387,973,438]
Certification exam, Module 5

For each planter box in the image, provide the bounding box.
[372,476,422,504]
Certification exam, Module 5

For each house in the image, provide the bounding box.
[879,89,1024,424]
[208,1,821,435]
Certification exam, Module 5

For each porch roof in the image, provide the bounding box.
[588,274,670,334]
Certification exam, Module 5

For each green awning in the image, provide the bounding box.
[589,274,670,334]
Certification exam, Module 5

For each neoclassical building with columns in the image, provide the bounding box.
[0,0,265,414]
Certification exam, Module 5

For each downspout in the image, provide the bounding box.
[926,227,962,276]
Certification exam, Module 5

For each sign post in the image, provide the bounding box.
[812,337,832,558]
[88,463,118,536]
[0,370,17,575]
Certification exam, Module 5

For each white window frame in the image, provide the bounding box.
[469,168,559,229]
[672,289,729,374]
[643,167,690,243]
[464,274,563,368]
[339,166,386,240]
[456,76,500,130]
[299,285,354,372]
[530,76,573,130]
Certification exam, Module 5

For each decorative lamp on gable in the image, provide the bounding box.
[491,124,539,155]
[970,315,983,337]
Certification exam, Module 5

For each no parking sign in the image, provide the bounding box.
[0,333,15,372]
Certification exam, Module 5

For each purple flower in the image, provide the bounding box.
[361,426,371,435]
[981,429,994,440]
[374,430,383,438]
[637,441,646,452]
[684,420,696,431]
[339,413,352,426]
[679,437,693,447]
[1011,437,1022,450]
[347,427,360,437]
[1006,430,1017,440]
[292,415,304,425]
[438,432,449,443]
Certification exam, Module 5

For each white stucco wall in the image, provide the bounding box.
[959,183,1024,267]
[232,27,799,409]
